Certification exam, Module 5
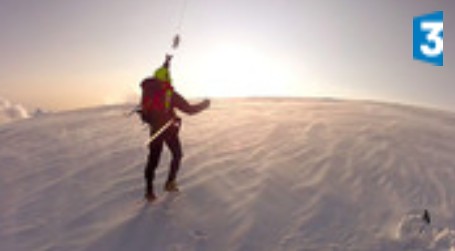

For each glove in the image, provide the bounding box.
[200,99,211,110]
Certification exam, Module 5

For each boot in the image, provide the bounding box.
[164,180,179,192]
[145,187,157,202]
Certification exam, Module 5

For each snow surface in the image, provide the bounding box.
[1,99,455,251]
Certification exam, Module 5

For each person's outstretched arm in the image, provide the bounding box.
[173,92,210,115]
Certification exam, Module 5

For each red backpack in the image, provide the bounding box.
[140,78,173,124]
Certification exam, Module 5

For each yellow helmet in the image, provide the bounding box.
[154,67,171,82]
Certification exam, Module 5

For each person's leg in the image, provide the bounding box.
[164,125,183,189]
[145,137,164,198]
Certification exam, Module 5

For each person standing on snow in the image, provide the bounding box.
[139,54,210,202]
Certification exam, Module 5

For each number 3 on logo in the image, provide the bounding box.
[413,11,444,66]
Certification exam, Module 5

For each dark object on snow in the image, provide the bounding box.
[423,209,431,225]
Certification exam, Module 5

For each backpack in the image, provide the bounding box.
[139,77,174,125]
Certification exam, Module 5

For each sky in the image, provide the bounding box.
[0,0,453,111]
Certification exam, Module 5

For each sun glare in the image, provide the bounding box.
[190,42,296,97]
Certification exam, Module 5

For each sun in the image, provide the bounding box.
[182,42,296,98]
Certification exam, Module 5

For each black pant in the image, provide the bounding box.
[145,123,182,194]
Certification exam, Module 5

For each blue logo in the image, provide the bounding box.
[413,11,444,66]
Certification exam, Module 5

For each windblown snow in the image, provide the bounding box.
[1,99,455,251]
[0,97,29,125]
